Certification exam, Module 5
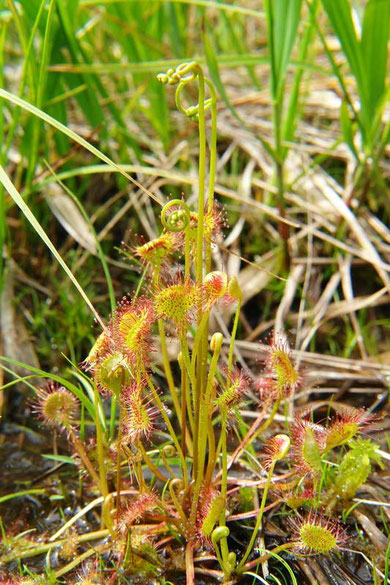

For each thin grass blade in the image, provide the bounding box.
[0,164,104,328]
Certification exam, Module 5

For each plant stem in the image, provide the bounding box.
[218,410,230,570]
[158,318,182,422]
[228,298,241,372]
[116,404,123,511]
[237,461,276,571]
[92,383,110,507]
[142,366,188,489]
[205,77,217,274]
[195,65,206,287]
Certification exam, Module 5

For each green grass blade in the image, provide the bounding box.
[0,490,46,504]
[309,1,362,132]
[204,28,276,160]
[48,53,328,75]
[0,163,104,328]
[269,0,302,99]
[42,454,77,464]
[2,0,46,164]
[7,0,38,99]
[361,0,390,132]
[0,88,163,205]
[0,357,96,421]
[340,99,359,162]
[44,161,116,313]
[266,0,302,101]
[26,0,56,187]
[321,0,368,114]
[55,0,105,130]
[281,0,317,158]
[79,0,264,19]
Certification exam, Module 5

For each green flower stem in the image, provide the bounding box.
[184,224,191,279]
[192,64,209,509]
[109,395,117,440]
[115,404,123,511]
[211,528,227,572]
[179,355,194,456]
[242,542,296,573]
[188,336,222,532]
[218,410,230,571]
[158,318,182,422]
[92,383,112,530]
[237,461,276,571]
[179,332,197,468]
[228,298,242,373]
[195,65,206,288]
[205,77,217,274]
[205,372,219,484]
[134,456,146,491]
[179,332,197,395]
[142,366,188,489]
[205,416,217,486]
[161,451,176,479]
[205,78,217,215]
[196,337,222,483]
[190,310,210,384]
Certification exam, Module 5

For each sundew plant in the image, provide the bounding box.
[0,59,387,585]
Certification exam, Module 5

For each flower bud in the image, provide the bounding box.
[210,332,223,353]
[228,276,242,301]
